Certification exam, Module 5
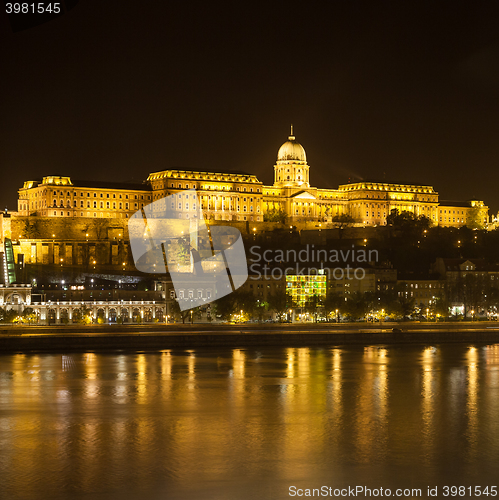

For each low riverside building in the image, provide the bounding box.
[433,258,499,281]
[0,283,166,325]
[326,266,377,299]
[240,273,286,302]
[30,298,166,325]
[431,258,499,317]
[396,276,445,308]
[154,278,216,320]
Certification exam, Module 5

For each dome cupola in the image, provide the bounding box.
[277,125,306,162]
[273,126,310,188]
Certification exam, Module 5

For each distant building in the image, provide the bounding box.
[17,177,152,219]
[432,258,499,317]
[437,200,488,228]
[396,278,445,308]
[0,284,165,324]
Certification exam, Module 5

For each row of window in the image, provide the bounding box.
[51,211,130,218]
[440,217,466,223]
[440,209,466,214]
[163,183,260,193]
[26,190,149,200]
[23,200,146,211]
[170,289,212,299]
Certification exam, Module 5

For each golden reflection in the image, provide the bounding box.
[466,346,479,459]
[483,345,499,451]
[137,354,148,403]
[229,350,248,417]
[354,347,389,463]
[286,348,295,379]
[297,348,310,377]
[280,348,327,479]
[84,352,97,380]
[329,348,343,442]
[187,350,196,381]
[25,355,41,400]
[376,349,388,420]
[117,354,127,380]
[232,349,245,379]
[182,351,198,408]
[484,344,499,365]
[161,350,172,380]
[421,346,438,463]
[85,381,99,399]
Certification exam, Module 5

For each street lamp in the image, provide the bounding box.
[335,308,339,323]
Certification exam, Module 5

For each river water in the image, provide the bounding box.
[1,344,499,500]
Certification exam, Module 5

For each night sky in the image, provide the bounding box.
[1,1,499,212]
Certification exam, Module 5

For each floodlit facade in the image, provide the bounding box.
[18,177,152,218]
[15,128,489,227]
[437,200,488,227]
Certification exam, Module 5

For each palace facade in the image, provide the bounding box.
[16,129,489,227]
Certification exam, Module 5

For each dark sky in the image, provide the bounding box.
[1,1,499,212]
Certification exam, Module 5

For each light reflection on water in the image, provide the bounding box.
[0,344,499,500]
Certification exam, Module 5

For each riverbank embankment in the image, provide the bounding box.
[1,322,499,351]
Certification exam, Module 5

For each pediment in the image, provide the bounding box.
[291,191,316,200]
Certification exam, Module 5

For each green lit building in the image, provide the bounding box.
[286,272,327,307]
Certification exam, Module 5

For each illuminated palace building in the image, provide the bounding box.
[17,129,489,227]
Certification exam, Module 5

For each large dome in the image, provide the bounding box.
[277,130,306,162]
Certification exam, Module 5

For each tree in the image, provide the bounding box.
[467,206,484,230]
[73,306,93,324]
[323,292,345,321]
[21,217,42,239]
[93,219,108,240]
[304,294,322,322]
[343,292,373,321]
[386,209,432,238]
[394,295,416,320]
[264,206,287,223]
[0,308,19,323]
[432,293,449,319]
[169,299,195,323]
[386,283,416,320]
[21,307,37,325]
[331,214,355,239]
[447,273,488,319]
[212,290,257,322]
[267,290,292,322]
[254,300,269,322]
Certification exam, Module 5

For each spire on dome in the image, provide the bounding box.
[277,127,306,162]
